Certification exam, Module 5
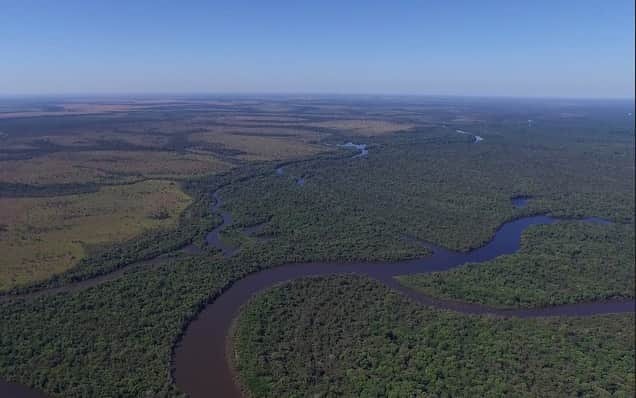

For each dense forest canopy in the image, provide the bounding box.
[234,275,635,398]
[0,97,633,397]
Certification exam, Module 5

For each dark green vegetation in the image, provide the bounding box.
[398,222,635,308]
[234,275,635,398]
[0,97,633,397]
[222,118,634,257]
[0,257,237,397]
[0,182,99,197]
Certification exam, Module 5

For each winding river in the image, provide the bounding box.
[204,191,237,256]
[338,142,369,157]
[456,129,483,143]
[2,162,634,397]
[172,202,635,398]
[275,142,368,185]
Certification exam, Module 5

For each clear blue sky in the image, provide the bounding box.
[1,0,634,97]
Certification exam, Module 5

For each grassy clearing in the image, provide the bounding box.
[0,150,231,185]
[12,131,172,149]
[307,119,415,136]
[0,180,191,290]
[0,102,169,119]
[192,125,323,139]
[214,115,309,123]
[189,130,328,161]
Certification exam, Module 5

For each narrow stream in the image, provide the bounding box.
[456,129,484,143]
[275,142,368,186]
[203,192,237,256]
[511,195,531,208]
[338,142,368,157]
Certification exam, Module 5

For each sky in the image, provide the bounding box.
[1,0,634,98]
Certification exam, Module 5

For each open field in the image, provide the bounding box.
[0,103,149,119]
[0,180,191,290]
[0,150,231,185]
[307,119,415,136]
[0,99,260,120]
[9,131,173,149]
[188,130,329,161]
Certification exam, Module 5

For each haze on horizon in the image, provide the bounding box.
[1,0,634,99]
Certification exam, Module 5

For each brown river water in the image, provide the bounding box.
[2,166,634,397]
[172,194,634,398]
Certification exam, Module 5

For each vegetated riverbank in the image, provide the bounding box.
[1,108,633,398]
[234,275,635,398]
[0,145,368,301]
[3,206,633,398]
[172,212,634,398]
[338,142,369,156]
[397,221,635,308]
[0,253,253,398]
[511,195,531,208]
[221,129,634,262]
[275,141,368,185]
[0,164,272,297]
[455,129,484,143]
[0,191,216,296]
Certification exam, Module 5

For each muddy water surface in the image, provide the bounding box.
[173,214,635,398]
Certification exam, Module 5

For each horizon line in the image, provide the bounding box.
[0,92,634,102]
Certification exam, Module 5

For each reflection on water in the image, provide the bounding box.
[339,142,368,157]
[456,129,484,144]
[204,192,237,257]
[174,214,633,398]
[0,380,48,398]
[511,195,531,208]
[275,166,305,186]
